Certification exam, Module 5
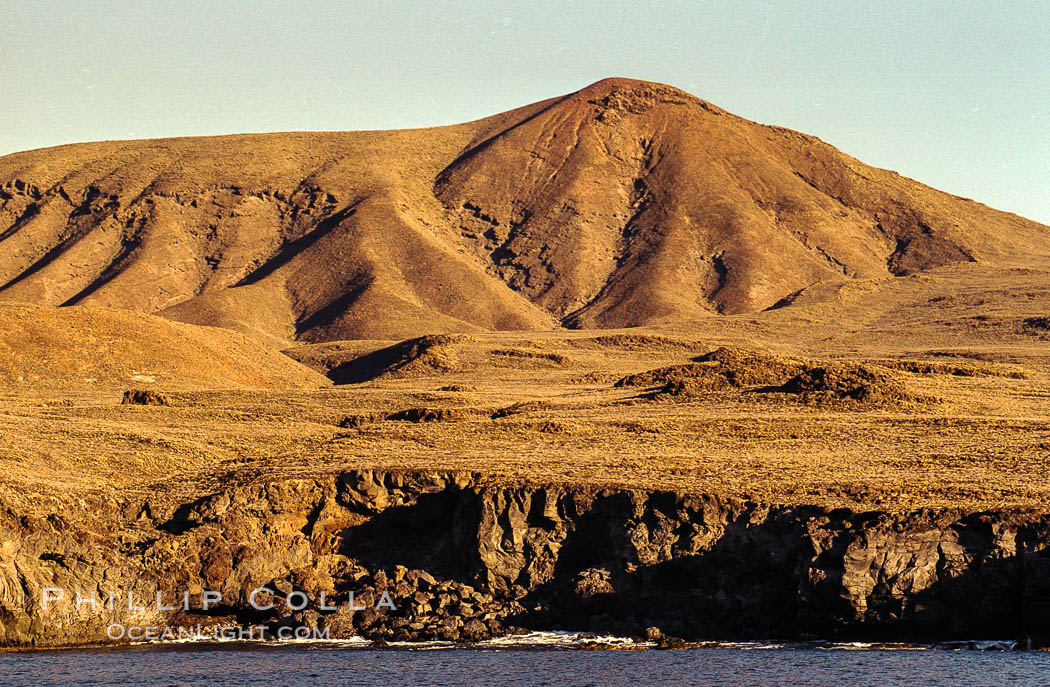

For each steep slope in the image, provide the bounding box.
[436,79,1048,325]
[0,78,1045,343]
[0,121,558,345]
[0,303,328,390]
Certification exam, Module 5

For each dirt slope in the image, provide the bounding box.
[0,78,1045,343]
[0,303,328,390]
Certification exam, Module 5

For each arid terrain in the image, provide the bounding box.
[0,77,1047,513]
[2,78,1047,343]
[1,79,1050,646]
[3,281,1050,516]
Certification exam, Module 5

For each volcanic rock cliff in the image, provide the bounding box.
[4,471,1050,647]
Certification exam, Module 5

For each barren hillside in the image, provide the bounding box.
[0,303,328,390]
[2,78,1044,345]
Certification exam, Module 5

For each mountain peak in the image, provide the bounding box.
[577,76,672,93]
[0,83,1045,344]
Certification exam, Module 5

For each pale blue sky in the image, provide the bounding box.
[2,0,1048,223]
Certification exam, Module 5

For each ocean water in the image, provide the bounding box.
[3,635,1049,686]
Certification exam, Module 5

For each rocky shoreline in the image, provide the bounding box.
[3,470,1050,648]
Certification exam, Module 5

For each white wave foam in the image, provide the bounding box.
[479,631,645,648]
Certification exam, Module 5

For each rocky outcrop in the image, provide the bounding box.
[2,470,1049,647]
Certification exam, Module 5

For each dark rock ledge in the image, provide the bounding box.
[2,470,1050,648]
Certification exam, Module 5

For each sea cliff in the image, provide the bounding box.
[3,470,1049,648]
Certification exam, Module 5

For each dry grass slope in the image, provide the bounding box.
[0,303,328,390]
[0,321,1049,515]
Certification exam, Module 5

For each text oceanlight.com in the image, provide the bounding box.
[107,624,331,641]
